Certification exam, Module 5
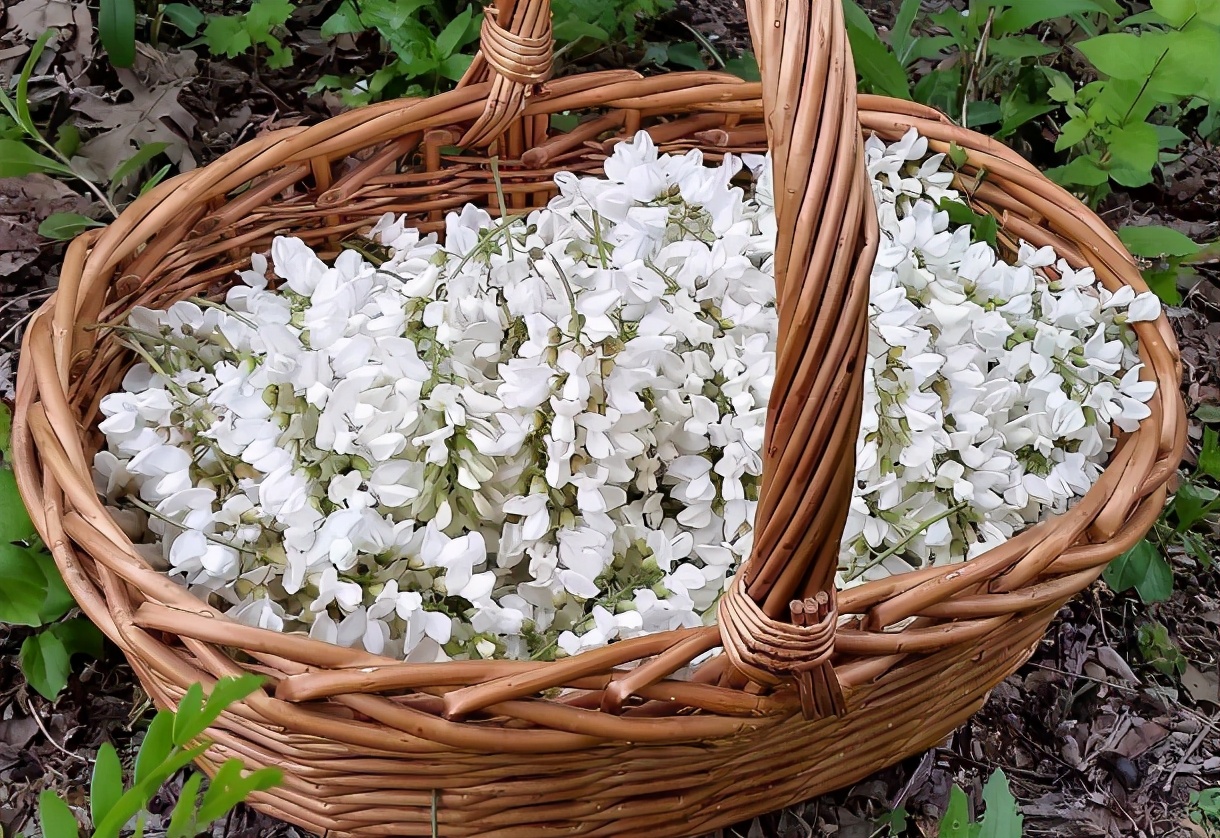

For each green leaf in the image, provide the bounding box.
[435,7,473,59]
[847,24,913,99]
[246,0,294,33]
[166,773,203,838]
[39,791,79,838]
[1200,426,1220,479]
[438,53,475,82]
[987,34,1056,60]
[1055,116,1093,152]
[938,198,999,248]
[172,683,207,746]
[553,18,609,42]
[914,65,963,115]
[100,0,138,68]
[939,786,973,838]
[1048,154,1110,186]
[664,42,707,70]
[841,0,879,39]
[263,38,293,69]
[0,140,75,178]
[978,770,1023,838]
[1119,225,1201,259]
[642,43,671,67]
[1043,68,1078,104]
[110,142,170,187]
[196,761,282,823]
[193,674,264,741]
[948,142,969,169]
[724,52,760,81]
[202,15,252,57]
[876,806,910,836]
[91,743,124,828]
[1078,32,1168,81]
[965,100,1003,128]
[54,122,81,158]
[1195,404,1220,424]
[140,163,172,195]
[13,31,54,137]
[891,0,922,64]
[35,552,76,624]
[134,710,176,784]
[1182,531,1214,568]
[1103,539,1174,602]
[1143,264,1183,305]
[0,466,35,543]
[162,3,206,36]
[21,630,72,700]
[321,0,365,38]
[995,0,1113,36]
[1152,0,1199,27]
[1154,125,1189,153]
[1171,481,1220,531]
[38,213,104,241]
[0,545,46,626]
[551,113,580,132]
[94,742,210,838]
[50,617,104,661]
[1105,121,1160,177]
[0,402,11,461]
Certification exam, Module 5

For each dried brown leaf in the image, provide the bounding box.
[1,0,76,45]
[1096,646,1140,684]
[1183,663,1219,706]
[1114,720,1170,760]
[71,47,199,179]
[0,174,92,277]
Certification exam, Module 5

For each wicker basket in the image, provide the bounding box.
[13,0,1184,833]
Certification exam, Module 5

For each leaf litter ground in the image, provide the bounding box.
[1,0,1219,835]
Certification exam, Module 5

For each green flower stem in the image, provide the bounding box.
[845,501,968,582]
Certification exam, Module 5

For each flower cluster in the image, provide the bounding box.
[839,130,1160,584]
[93,129,1159,662]
[95,134,776,661]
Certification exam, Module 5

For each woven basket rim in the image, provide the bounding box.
[6,2,1187,831]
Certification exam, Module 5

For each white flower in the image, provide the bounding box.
[93,128,1157,662]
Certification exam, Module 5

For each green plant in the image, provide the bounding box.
[874,769,1023,837]
[0,32,171,240]
[1190,787,1220,836]
[37,675,283,838]
[1045,0,1220,196]
[0,404,105,700]
[552,0,673,47]
[1136,620,1188,676]
[939,769,1023,837]
[843,0,1220,204]
[317,0,483,101]
[1105,413,1220,603]
[99,0,138,68]
[313,0,693,103]
[844,0,1122,135]
[199,0,295,69]
[1120,227,1218,306]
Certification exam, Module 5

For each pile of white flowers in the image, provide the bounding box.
[93,129,1159,663]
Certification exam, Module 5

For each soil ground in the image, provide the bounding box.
[1,1,1219,836]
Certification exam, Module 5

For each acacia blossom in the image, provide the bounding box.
[94,129,1158,661]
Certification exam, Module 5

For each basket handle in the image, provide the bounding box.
[460,0,876,717]
[456,0,554,147]
[714,0,876,718]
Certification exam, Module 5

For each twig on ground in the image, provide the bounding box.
[22,695,90,764]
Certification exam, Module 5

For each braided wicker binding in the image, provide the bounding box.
[13,0,1184,833]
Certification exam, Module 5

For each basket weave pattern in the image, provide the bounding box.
[13,0,1184,834]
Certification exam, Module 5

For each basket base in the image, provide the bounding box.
[129,606,1054,838]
